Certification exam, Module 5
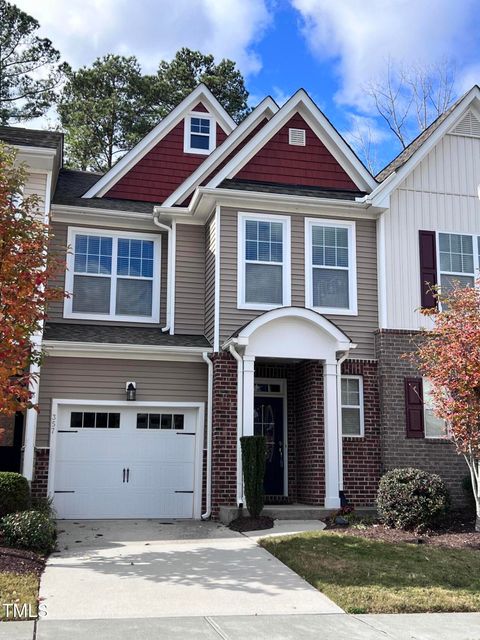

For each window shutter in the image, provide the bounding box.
[419,230,437,308]
[404,377,424,439]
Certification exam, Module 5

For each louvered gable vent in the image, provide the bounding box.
[451,110,480,138]
[289,128,306,146]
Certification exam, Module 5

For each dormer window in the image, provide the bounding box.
[184,112,216,154]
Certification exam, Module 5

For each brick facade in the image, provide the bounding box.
[342,360,381,506]
[31,448,49,499]
[375,330,469,506]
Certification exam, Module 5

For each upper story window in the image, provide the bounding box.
[237,212,291,310]
[341,375,364,437]
[184,112,216,154]
[439,232,477,293]
[305,218,357,315]
[64,227,161,323]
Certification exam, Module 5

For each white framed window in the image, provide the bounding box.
[184,112,216,154]
[64,227,161,323]
[423,378,447,439]
[341,375,364,437]
[438,232,478,294]
[305,218,357,315]
[237,212,291,310]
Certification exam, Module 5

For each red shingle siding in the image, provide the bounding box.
[235,113,359,190]
[192,102,208,112]
[105,120,227,203]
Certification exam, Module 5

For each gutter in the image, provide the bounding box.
[152,215,174,333]
[202,352,213,520]
[229,343,244,506]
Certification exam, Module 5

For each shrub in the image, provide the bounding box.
[1,510,56,554]
[377,467,450,531]
[0,472,30,517]
[31,495,56,519]
[241,435,266,518]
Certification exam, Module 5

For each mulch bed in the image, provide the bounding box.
[328,515,480,550]
[229,515,274,532]
[0,546,45,576]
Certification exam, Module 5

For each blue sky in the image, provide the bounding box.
[13,0,480,173]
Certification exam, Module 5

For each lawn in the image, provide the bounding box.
[261,531,480,614]
[0,547,44,621]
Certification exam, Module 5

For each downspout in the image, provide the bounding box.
[153,215,172,333]
[202,352,213,519]
[229,343,244,506]
[336,351,349,494]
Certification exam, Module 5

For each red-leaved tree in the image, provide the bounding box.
[410,280,480,529]
[0,142,64,419]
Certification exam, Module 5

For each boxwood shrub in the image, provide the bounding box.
[377,467,450,531]
[1,510,56,554]
[0,472,30,517]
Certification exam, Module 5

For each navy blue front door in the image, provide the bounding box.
[254,396,284,495]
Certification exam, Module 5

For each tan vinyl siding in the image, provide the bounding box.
[46,221,168,327]
[204,214,216,344]
[175,223,205,334]
[36,356,208,447]
[219,207,378,359]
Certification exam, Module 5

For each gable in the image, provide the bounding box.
[233,113,359,191]
[105,103,228,203]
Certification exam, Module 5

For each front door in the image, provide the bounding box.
[254,395,284,495]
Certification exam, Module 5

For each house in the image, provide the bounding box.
[1,83,478,520]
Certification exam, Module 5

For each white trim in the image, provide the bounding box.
[83,84,236,198]
[237,211,291,310]
[64,226,161,323]
[52,205,157,231]
[47,399,205,519]
[377,214,388,328]
[184,111,216,155]
[43,340,211,361]
[340,375,365,438]
[436,230,478,298]
[164,97,279,207]
[214,206,221,352]
[206,89,376,193]
[304,217,358,316]
[254,377,288,497]
[324,361,341,508]
[170,220,176,333]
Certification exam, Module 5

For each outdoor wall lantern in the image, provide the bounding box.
[126,381,137,401]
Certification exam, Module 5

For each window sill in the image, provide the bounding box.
[308,304,358,316]
[237,302,286,311]
[342,434,365,439]
[63,312,159,324]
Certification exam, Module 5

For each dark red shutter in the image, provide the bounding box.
[404,377,424,439]
[419,230,437,308]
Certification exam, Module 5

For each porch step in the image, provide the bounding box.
[218,503,335,525]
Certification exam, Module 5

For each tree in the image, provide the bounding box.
[365,59,456,151]
[0,143,64,416]
[57,55,146,172]
[0,0,66,124]
[58,48,250,172]
[409,281,480,530]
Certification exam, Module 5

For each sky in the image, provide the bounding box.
[13,0,480,172]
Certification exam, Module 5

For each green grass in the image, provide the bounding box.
[261,531,480,613]
[0,572,40,620]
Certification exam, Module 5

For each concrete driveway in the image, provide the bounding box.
[39,520,341,620]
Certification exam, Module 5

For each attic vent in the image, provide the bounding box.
[289,128,306,146]
[451,111,480,138]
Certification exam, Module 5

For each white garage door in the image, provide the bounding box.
[52,404,200,519]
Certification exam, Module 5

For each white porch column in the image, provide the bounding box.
[324,361,341,508]
[22,334,42,482]
[242,355,256,437]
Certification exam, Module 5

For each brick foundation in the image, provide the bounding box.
[376,330,469,506]
[31,448,49,499]
[342,360,381,507]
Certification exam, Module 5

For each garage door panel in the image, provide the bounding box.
[129,435,196,462]
[55,461,124,491]
[129,462,194,490]
[57,436,127,460]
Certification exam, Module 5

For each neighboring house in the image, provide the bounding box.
[1,83,478,519]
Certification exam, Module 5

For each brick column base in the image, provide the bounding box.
[31,449,49,499]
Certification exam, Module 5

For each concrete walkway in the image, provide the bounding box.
[38,520,340,619]
[3,613,480,639]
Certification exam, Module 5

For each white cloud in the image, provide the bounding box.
[14,0,272,75]
[290,0,478,110]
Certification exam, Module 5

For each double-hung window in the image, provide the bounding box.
[423,378,447,439]
[184,112,216,154]
[64,228,161,322]
[438,232,477,293]
[305,219,357,314]
[341,376,364,437]
[238,212,291,309]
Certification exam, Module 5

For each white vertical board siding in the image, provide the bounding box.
[24,172,47,211]
[385,131,480,329]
